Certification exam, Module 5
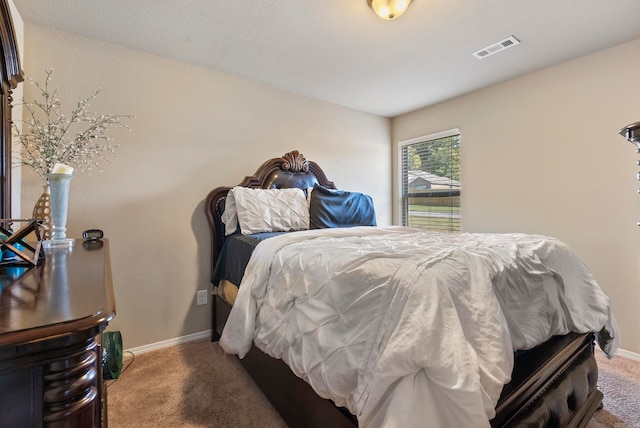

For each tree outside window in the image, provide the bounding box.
[401,132,460,232]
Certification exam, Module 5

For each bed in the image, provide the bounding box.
[205,150,618,428]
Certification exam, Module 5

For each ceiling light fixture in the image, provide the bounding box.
[367,0,413,20]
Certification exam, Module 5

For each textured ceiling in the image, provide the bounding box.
[11,0,640,117]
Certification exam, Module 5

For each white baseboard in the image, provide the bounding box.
[125,330,212,355]
[129,330,640,363]
[616,347,640,362]
[598,346,640,362]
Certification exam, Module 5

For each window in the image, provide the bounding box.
[400,129,460,232]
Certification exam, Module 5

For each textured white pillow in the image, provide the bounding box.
[221,189,239,236]
[233,187,310,235]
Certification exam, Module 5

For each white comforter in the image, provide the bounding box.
[219,226,618,427]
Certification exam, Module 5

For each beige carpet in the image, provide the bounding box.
[107,340,287,428]
[590,351,640,428]
[107,339,639,427]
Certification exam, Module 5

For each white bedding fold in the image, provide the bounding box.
[219,226,618,427]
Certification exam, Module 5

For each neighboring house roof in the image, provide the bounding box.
[408,170,460,190]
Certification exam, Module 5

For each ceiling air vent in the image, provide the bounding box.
[473,36,520,60]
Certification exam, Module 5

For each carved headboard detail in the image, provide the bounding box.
[280,150,310,174]
[204,150,336,278]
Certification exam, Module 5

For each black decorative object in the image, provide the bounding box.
[82,229,103,241]
[619,121,640,144]
[619,121,640,226]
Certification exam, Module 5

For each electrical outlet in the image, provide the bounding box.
[196,290,208,306]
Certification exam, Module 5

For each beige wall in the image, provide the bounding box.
[19,24,392,349]
[15,15,638,355]
[393,39,640,355]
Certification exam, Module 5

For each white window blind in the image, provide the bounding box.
[400,131,461,232]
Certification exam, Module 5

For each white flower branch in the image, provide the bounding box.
[12,69,133,181]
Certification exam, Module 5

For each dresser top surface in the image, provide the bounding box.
[0,239,115,345]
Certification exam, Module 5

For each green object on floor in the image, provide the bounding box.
[103,331,123,380]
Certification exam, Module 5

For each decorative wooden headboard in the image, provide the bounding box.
[204,150,336,281]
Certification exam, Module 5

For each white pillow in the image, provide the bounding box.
[306,186,314,206]
[232,187,309,235]
[221,189,239,236]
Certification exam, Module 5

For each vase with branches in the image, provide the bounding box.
[12,69,133,238]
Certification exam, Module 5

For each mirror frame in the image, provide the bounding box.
[0,0,23,219]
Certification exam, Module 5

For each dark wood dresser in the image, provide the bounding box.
[0,240,115,428]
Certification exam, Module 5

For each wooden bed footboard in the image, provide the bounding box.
[492,332,601,427]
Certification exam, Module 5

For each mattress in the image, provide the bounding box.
[212,231,285,288]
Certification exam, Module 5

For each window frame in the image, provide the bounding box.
[397,128,461,232]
